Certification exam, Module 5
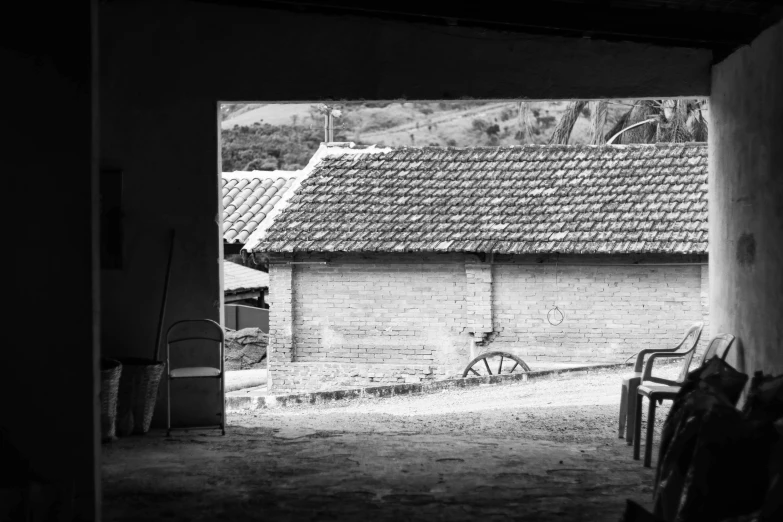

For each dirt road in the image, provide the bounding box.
[233,364,677,443]
[103,365,678,521]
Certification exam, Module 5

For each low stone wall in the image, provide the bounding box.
[225,328,268,370]
[269,362,446,393]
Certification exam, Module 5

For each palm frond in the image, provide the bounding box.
[604,107,633,144]
[666,99,692,143]
[688,103,708,142]
[620,101,660,144]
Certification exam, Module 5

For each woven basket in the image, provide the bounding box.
[116,358,165,435]
[100,358,123,443]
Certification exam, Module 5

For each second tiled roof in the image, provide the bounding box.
[223,260,269,294]
[222,171,300,244]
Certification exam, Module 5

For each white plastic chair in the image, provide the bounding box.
[166,319,225,436]
[633,333,736,467]
[619,323,703,444]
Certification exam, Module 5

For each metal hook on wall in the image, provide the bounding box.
[547,305,565,326]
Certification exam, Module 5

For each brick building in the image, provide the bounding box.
[243,142,709,392]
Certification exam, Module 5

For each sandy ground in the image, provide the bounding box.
[102,364,679,521]
[232,364,677,443]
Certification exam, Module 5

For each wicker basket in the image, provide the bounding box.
[100,358,123,443]
[116,358,165,435]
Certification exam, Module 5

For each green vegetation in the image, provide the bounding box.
[221,123,346,171]
[220,99,707,172]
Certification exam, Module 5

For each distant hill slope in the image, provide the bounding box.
[220,100,631,171]
[349,101,624,147]
[222,104,314,129]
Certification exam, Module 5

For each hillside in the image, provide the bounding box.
[222,104,314,128]
[220,100,640,171]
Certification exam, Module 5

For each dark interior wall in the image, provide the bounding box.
[4,0,777,517]
[710,20,783,377]
[6,1,100,519]
[99,0,714,427]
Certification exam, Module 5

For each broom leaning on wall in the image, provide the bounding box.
[116,230,175,436]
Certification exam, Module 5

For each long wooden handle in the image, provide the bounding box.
[153,230,176,362]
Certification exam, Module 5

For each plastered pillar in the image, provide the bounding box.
[710,20,783,377]
[268,261,294,390]
[465,262,494,344]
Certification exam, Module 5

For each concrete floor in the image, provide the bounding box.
[103,366,674,521]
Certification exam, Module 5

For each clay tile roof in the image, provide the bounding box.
[223,261,269,294]
[247,143,708,255]
[222,171,301,244]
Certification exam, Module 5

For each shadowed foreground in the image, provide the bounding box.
[103,367,669,521]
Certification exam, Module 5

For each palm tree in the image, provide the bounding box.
[515,101,535,142]
[604,99,708,144]
[548,98,708,145]
[548,101,587,144]
[589,100,608,145]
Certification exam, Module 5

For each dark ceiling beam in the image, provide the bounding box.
[195,0,783,49]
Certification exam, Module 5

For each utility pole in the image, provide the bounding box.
[324,109,333,142]
[317,104,342,143]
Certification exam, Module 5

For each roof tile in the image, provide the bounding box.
[221,172,300,244]
[223,261,269,294]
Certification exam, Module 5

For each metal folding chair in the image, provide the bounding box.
[166,319,225,436]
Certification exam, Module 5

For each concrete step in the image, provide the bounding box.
[225,369,267,393]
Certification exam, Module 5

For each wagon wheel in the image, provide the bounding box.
[462,351,531,378]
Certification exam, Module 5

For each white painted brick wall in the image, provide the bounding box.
[291,261,470,375]
[465,262,493,335]
[267,254,708,392]
[490,264,706,363]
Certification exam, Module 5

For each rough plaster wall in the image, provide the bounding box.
[490,264,705,363]
[699,265,711,358]
[710,21,783,377]
[97,0,712,427]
